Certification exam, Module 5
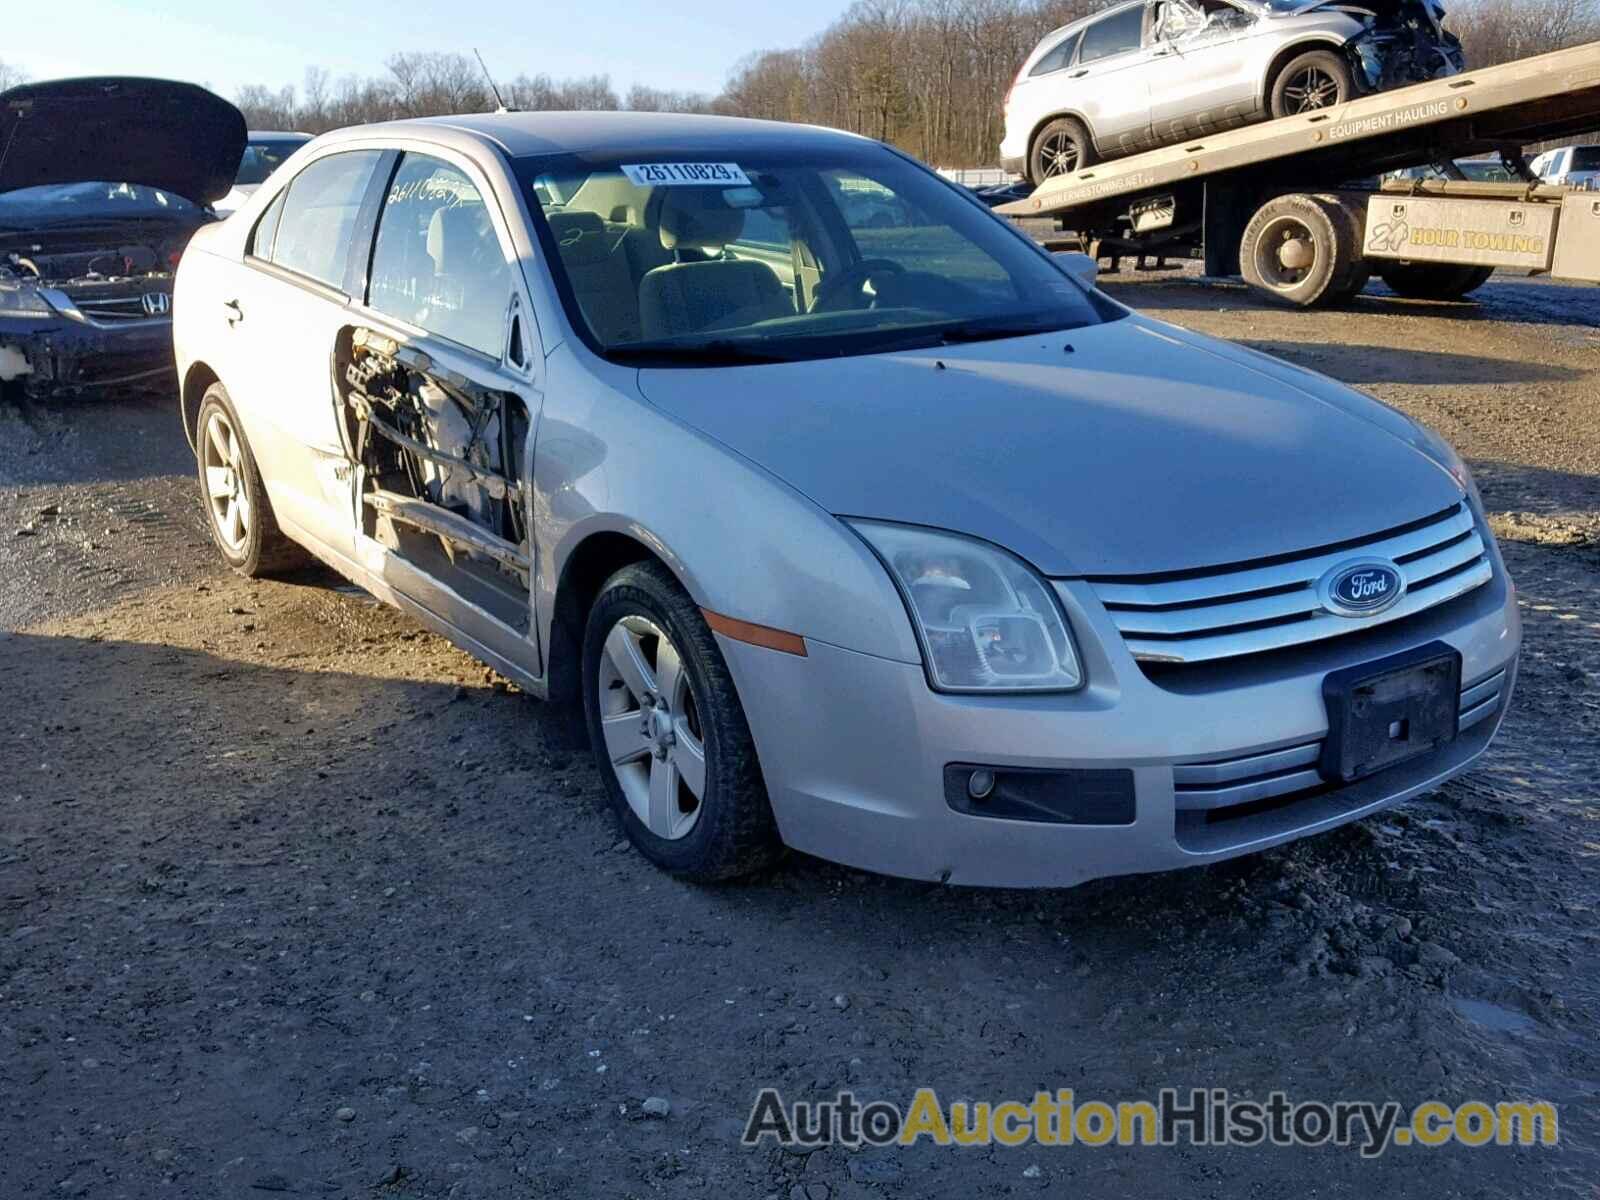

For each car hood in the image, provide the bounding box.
[0,77,246,204]
[634,317,1464,577]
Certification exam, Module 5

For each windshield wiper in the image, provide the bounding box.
[931,317,1079,344]
[607,339,799,366]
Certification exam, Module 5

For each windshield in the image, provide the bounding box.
[0,182,201,224]
[517,145,1118,365]
[235,138,308,186]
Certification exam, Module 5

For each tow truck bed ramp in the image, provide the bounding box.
[1000,41,1600,225]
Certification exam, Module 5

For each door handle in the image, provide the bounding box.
[1070,69,1089,78]
[223,299,243,326]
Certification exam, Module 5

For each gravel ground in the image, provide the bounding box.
[1,273,1597,1198]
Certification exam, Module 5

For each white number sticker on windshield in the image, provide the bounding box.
[621,162,752,187]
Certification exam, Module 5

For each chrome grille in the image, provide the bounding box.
[1087,503,1492,665]
[73,295,158,323]
[1173,668,1508,813]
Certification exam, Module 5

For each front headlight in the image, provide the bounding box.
[0,280,55,319]
[849,520,1083,693]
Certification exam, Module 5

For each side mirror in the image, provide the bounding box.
[1057,251,1099,290]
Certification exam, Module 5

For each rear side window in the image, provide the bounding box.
[1030,31,1081,76]
[1080,5,1144,63]
[367,153,515,357]
[269,151,383,290]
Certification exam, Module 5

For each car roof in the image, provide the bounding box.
[309,110,871,160]
[248,130,313,141]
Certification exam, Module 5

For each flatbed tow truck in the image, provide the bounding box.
[999,41,1600,306]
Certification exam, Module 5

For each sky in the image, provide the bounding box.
[7,0,858,100]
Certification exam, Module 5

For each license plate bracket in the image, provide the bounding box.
[1320,642,1462,784]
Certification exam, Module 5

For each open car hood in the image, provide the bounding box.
[0,77,246,204]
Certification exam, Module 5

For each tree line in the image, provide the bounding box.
[2,0,1597,168]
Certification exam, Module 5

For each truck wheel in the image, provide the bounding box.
[1313,193,1373,303]
[582,560,782,882]
[1240,194,1360,308]
[1029,117,1096,186]
[1269,50,1353,118]
[196,385,310,578]
[1378,262,1494,300]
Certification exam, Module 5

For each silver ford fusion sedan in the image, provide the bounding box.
[173,112,1519,887]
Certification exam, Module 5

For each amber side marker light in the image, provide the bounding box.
[702,610,808,657]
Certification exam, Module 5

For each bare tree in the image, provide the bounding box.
[0,59,29,92]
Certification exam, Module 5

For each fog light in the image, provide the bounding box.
[967,769,996,801]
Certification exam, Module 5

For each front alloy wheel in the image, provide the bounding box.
[596,614,708,842]
[581,560,781,880]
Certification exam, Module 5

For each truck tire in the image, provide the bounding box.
[1378,262,1494,300]
[1029,117,1097,186]
[1313,193,1373,303]
[1240,193,1362,308]
[1269,50,1354,118]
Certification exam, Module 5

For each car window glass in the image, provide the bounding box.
[250,189,287,259]
[822,170,1011,301]
[270,151,382,289]
[1030,31,1081,75]
[368,153,514,357]
[1572,148,1600,171]
[1079,5,1144,63]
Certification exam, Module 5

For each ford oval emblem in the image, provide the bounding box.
[1320,559,1406,618]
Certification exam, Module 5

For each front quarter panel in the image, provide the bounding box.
[534,342,922,665]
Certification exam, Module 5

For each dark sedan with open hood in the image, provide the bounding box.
[0,77,245,400]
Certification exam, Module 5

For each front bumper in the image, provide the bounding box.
[0,314,175,396]
[718,553,1520,889]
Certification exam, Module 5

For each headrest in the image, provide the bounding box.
[656,189,746,254]
[426,203,491,273]
[545,210,610,265]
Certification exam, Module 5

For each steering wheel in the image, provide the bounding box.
[810,258,908,313]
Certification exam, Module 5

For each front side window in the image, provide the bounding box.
[270,150,382,290]
[1571,148,1600,172]
[367,153,515,356]
[518,144,1118,366]
[1079,5,1145,63]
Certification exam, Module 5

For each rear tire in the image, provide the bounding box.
[1269,50,1354,118]
[1240,193,1364,308]
[195,385,310,578]
[582,560,781,882]
[1378,261,1494,300]
[1029,117,1097,186]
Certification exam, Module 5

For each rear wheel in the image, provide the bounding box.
[195,385,309,578]
[582,560,781,881]
[1378,261,1494,300]
[1029,117,1097,186]
[1270,50,1354,118]
[1239,193,1365,308]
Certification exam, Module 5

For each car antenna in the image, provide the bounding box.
[474,49,514,114]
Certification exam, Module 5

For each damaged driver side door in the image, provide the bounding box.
[334,150,547,685]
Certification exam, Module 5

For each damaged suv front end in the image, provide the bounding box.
[0,78,244,401]
[1255,0,1465,92]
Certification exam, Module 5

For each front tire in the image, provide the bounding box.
[1029,117,1097,186]
[1270,50,1353,118]
[195,385,308,578]
[582,560,781,881]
